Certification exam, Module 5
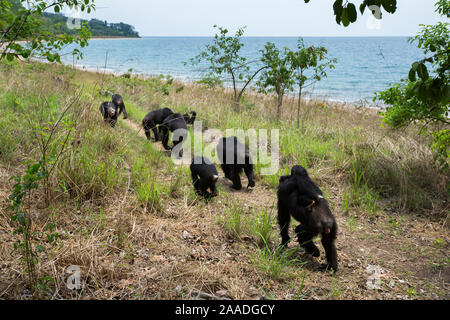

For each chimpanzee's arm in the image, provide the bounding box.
[121,103,128,119]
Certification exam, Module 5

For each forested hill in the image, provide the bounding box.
[7,0,139,37]
[41,12,140,38]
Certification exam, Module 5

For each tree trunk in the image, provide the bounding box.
[277,93,283,121]
[297,84,302,129]
[230,69,240,112]
[297,69,303,129]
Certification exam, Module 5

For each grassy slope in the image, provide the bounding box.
[0,60,448,300]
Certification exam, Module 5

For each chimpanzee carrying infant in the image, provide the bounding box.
[277,165,338,272]
[99,94,127,127]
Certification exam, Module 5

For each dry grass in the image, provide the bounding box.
[0,59,448,300]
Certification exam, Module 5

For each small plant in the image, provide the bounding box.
[433,238,445,247]
[387,215,401,228]
[346,215,357,232]
[9,162,44,293]
[8,162,58,296]
[406,287,419,297]
[342,161,380,218]
[262,173,281,190]
[196,76,223,89]
[330,273,342,298]
[136,181,164,214]
[219,203,245,238]
[289,271,308,300]
[250,243,304,280]
[168,168,187,199]
[247,206,275,247]
[161,77,174,96]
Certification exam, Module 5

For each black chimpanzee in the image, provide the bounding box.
[277,165,338,272]
[183,111,197,125]
[216,136,255,190]
[160,113,188,157]
[111,94,128,120]
[190,156,219,199]
[100,101,119,127]
[142,107,174,141]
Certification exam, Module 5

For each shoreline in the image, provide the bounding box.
[68,62,386,111]
[89,36,142,40]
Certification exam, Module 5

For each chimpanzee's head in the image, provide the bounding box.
[112,94,124,107]
[310,200,335,235]
[107,104,116,117]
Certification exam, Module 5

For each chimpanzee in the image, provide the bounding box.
[216,136,255,190]
[111,94,128,119]
[190,156,219,199]
[183,111,197,125]
[142,107,174,141]
[277,166,338,272]
[100,101,119,127]
[160,113,188,157]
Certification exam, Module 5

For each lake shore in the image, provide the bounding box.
[67,60,386,112]
[89,36,142,40]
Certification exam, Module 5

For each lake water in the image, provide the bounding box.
[60,37,424,104]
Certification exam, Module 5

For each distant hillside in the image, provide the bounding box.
[6,0,139,38]
[41,12,140,38]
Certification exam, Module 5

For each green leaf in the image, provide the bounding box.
[408,68,417,82]
[360,3,367,15]
[17,212,26,226]
[341,7,350,27]
[347,3,358,23]
[381,0,397,14]
[417,63,429,80]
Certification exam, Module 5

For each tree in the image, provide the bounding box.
[189,25,268,109]
[257,42,295,121]
[288,39,336,128]
[375,1,449,168]
[0,0,95,63]
[304,0,397,26]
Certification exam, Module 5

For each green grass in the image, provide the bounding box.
[218,202,246,238]
[247,206,276,247]
[250,244,305,281]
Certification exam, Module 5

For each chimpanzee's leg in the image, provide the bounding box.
[277,199,291,247]
[321,227,338,272]
[231,167,242,190]
[295,224,320,257]
[221,164,232,180]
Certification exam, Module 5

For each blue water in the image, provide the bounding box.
[60,37,424,103]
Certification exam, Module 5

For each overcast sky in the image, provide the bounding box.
[74,0,446,37]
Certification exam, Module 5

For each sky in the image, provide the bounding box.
[73,0,447,37]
